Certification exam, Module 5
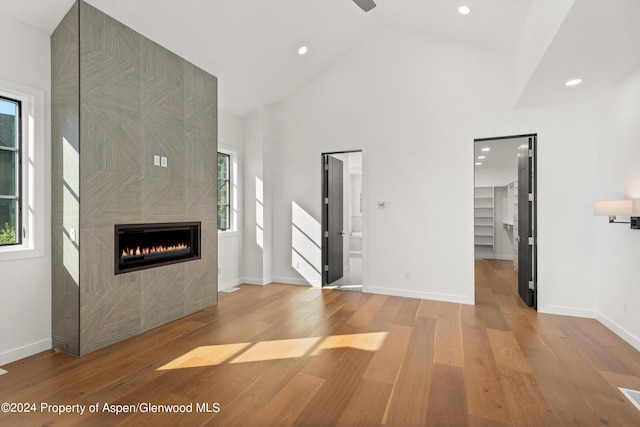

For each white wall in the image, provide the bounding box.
[0,14,52,365]
[242,106,274,285]
[217,110,244,290]
[594,65,640,350]
[514,0,574,101]
[269,27,598,313]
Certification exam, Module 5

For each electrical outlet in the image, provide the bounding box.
[153,155,160,166]
[161,156,167,168]
[404,271,410,279]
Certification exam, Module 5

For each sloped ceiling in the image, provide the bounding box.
[1,0,639,115]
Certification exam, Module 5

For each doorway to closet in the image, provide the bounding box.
[474,135,537,309]
[321,150,363,291]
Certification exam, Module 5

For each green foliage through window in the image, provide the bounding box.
[217,152,230,231]
[0,222,16,245]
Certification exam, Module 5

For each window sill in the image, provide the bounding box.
[0,244,44,262]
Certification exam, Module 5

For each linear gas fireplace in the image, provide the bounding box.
[114,222,201,274]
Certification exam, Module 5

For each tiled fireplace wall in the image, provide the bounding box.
[52,0,218,356]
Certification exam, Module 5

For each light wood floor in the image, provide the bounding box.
[1,260,640,426]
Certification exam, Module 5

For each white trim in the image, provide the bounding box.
[537,304,597,319]
[364,286,474,305]
[0,338,51,366]
[0,79,45,261]
[240,276,271,286]
[597,312,640,352]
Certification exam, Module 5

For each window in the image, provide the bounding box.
[0,96,21,246]
[0,79,45,260]
[217,152,230,231]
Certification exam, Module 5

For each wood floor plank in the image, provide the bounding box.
[392,297,420,326]
[476,302,510,331]
[338,293,388,334]
[462,339,513,424]
[363,324,412,384]
[335,378,393,427]
[425,363,468,427]
[468,414,512,427]
[383,317,436,426]
[497,367,550,427]
[518,342,610,426]
[295,348,375,426]
[503,313,543,345]
[486,328,531,373]
[244,372,324,427]
[417,300,465,367]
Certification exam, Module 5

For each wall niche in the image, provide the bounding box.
[51,0,218,356]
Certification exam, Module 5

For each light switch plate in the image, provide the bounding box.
[153,155,160,166]
[161,156,167,168]
[69,228,76,243]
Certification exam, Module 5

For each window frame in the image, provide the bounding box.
[0,95,22,246]
[217,151,231,232]
[217,146,238,235]
[0,79,45,261]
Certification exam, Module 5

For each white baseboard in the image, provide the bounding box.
[364,286,473,305]
[0,338,51,366]
[537,304,597,319]
[240,276,270,286]
[596,312,640,352]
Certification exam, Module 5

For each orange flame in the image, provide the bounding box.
[121,243,189,258]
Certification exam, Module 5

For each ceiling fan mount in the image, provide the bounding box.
[353,0,377,12]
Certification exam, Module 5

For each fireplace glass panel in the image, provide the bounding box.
[115,222,201,274]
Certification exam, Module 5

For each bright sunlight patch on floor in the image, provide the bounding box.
[157,342,252,370]
[230,337,321,364]
[157,332,388,371]
[310,332,387,355]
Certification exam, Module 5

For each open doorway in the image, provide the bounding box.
[321,151,363,291]
[474,135,537,309]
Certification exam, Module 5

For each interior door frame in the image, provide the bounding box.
[321,149,363,287]
[473,133,538,309]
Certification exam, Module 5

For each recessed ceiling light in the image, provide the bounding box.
[475,162,482,166]
[298,46,308,56]
[458,6,471,15]
[481,147,490,152]
[478,156,486,159]
[565,78,582,86]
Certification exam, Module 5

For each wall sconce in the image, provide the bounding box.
[593,200,640,229]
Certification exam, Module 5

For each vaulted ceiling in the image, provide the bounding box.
[1,0,639,116]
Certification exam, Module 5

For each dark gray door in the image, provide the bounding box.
[517,136,537,308]
[323,155,344,284]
